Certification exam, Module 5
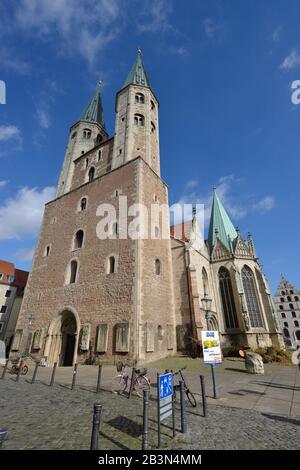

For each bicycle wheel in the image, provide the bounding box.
[186,388,197,407]
[111,375,128,394]
[22,365,28,375]
[134,376,151,398]
[10,365,17,374]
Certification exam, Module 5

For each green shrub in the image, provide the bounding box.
[253,347,292,364]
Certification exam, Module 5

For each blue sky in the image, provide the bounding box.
[0,0,299,293]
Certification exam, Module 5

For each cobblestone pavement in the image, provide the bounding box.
[0,373,299,450]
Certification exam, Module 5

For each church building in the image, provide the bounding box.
[12,52,283,366]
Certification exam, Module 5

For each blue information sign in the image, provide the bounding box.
[159,373,173,399]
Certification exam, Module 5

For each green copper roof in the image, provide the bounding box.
[122,50,152,90]
[78,89,106,128]
[208,189,238,251]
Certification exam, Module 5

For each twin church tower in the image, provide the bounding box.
[12,52,283,366]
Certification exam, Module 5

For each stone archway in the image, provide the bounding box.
[45,310,79,366]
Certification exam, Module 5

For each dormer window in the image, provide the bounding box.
[135,93,145,104]
[134,114,144,126]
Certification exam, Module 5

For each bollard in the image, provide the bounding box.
[142,389,149,450]
[1,359,9,379]
[0,428,8,449]
[179,380,187,434]
[128,367,136,399]
[211,364,219,399]
[71,363,78,390]
[200,375,207,417]
[31,362,40,384]
[49,362,57,387]
[16,363,22,383]
[96,364,102,394]
[90,403,102,450]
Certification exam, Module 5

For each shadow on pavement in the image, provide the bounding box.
[252,381,300,391]
[262,413,300,426]
[99,430,132,450]
[106,416,142,438]
[224,368,249,374]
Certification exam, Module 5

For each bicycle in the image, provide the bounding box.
[10,356,29,376]
[111,362,151,397]
[172,367,197,407]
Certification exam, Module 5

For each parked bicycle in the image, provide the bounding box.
[172,366,197,407]
[111,362,150,397]
[10,356,29,376]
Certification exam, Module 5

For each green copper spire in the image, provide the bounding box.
[208,189,238,251]
[122,49,152,90]
[78,87,106,129]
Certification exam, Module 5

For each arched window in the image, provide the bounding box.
[218,267,238,329]
[83,129,91,139]
[281,290,285,296]
[242,266,263,328]
[155,259,161,275]
[88,167,95,182]
[296,331,300,340]
[108,256,116,274]
[98,150,102,161]
[74,230,84,250]
[289,303,294,310]
[279,305,284,310]
[287,295,291,302]
[295,296,299,301]
[284,322,288,327]
[290,290,294,295]
[280,297,284,302]
[151,100,155,110]
[69,260,78,284]
[295,320,299,327]
[281,312,286,318]
[151,121,156,133]
[80,197,87,211]
[157,325,163,340]
[96,134,102,144]
[283,327,290,338]
[202,268,209,296]
[134,114,144,126]
[135,93,145,104]
[292,311,296,318]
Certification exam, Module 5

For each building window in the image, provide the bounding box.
[134,114,144,126]
[155,258,161,275]
[284,322,288,327]
[74,230,84,250]
[157,325,163,340]
[71,132,77,139]
[0,305,7,313]
[0,323,3,333]
[88,167,95,182]
[292,311,296,318]
[44,245,51,257]
[68,260,78,284]
[151,121,156,133]
[295,296,299,301]
[135,93,145,104]
[5,290,11,298]
[7,275,14,283]
[96,134,102,144]
[295,321,299,327]
[242,266,263,328]
[218,267,238,329]
[287,295,291,302]
[281,290,285,296]
[280,297,284,302]
[290,290,294,295]
[108,256,116,274]
[85,158,89,168]
[98,150,102,161]
[80,197,87,211]
[0,274,3,280]
[279,305,283,310]
[283,327,290,337]
[281,312,286,318]
[83,129,91,139]
[289,303,294,310]
[151,100,155,110]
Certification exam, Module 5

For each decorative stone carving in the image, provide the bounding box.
[96,324,108,353]
[33,328,44,350]
[146,323,154,352]
[245,352,264,374]
[11,329,23,351]
[79,323,91,351]
[167,324,174,350]
[115,323,130,353]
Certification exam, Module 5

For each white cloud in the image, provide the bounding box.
[279,49,300,70]
[0,125,21,142]
[270,26,283,43]
[138,0,173,33]
[15,247,35,262]
[0,181,8,188]
[252,196,275,213]
[35,108,51,129]
[186,179,198,189]
[0,186,55,240]
[0,47,31,75]
[202,17,225,40]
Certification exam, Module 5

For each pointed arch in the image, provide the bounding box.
[241,265,263,328]
[218,267,238,329]
[202,267,209,296]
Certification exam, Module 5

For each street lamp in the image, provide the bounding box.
[25,313,35,356]
[201,293,219,399]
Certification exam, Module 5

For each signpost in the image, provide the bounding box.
[157,372,175,447]
[201,330,222,399]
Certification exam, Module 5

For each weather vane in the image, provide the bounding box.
[98,80,104,90]
[137,47,142,55]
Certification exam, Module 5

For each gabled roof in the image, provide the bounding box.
[208,189,238,251]
[122,49,153,91]
[78,89,106,128]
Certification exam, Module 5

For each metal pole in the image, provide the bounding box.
[1,359,9,379]
[49,362,57,387]
[206,312,219,400]
[128,367,136,399]
[172,383,176,437]
[200,375,207,417]
[142,389,149,450]
[31,362,40,384]
[71,363,78,390]
[16,362,22,382]
[179,380,187,434]
[157,373,161,448]
[90,403,102,450]
[96,364,102,394]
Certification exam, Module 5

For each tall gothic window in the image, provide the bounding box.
[241,266,263,328]
[218,267,238,329]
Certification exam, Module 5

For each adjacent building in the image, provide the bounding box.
[274,275,300,349]
[0,260,28,353]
